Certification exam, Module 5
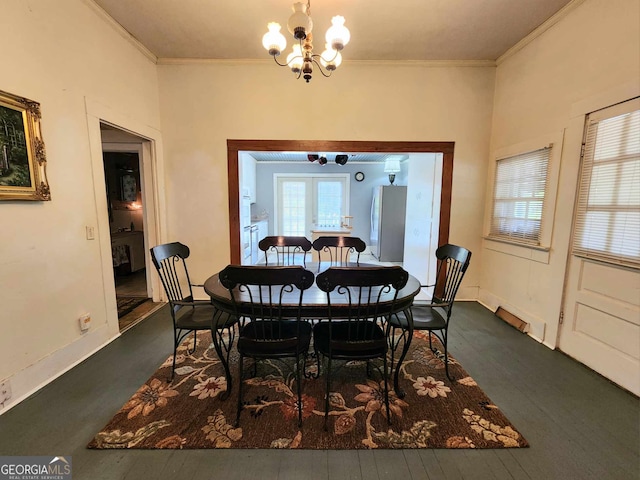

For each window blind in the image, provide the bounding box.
[489,147,551,245]
[573,100,640,268]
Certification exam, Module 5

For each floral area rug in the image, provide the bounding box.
[88,329,528,449]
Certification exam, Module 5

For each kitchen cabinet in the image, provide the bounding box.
[239,152,257,203]
[255,220,268,264]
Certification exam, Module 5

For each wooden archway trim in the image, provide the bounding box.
[227,140,455,265]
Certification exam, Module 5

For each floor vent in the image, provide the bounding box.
[495,306,528,333]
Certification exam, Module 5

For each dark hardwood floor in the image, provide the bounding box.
[0,302,637,479]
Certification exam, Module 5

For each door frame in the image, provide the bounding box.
[227,140,454,264]
[86,98,166,335]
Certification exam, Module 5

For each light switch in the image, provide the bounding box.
[86,226,95,240]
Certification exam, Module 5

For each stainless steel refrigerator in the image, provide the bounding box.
[370,185,407,262]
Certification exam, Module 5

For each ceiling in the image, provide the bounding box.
[92,0,573,62]
[95,0,573,162]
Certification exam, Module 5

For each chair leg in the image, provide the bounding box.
[296,355,303,428]
[211,325,233,401]
[169,329,179,382]
[383,354,391,424]
[324,356,332,431]
[190,330,197,353]
[442,330,454,381]
[236,353,244,427]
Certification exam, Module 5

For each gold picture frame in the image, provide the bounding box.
[0,89,50,200]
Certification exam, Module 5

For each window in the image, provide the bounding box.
[280,180,307,236]
[315,180,344,228]
[573,99,640,268]
[276,175,349,236]
[489,147,551,245]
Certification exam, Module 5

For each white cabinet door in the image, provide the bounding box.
[239,153,257,203]
[257,220,268,242]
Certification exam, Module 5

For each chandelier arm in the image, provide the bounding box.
[272,54,305,68]
[272,55,290,67]
[315,47,339,63]
[310,57,333,78]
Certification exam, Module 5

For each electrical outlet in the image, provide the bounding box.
[86,226,95,240]
[79,313,91,331]
[0,379,11,408]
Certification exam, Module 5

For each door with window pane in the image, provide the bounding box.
[275,175,348,237]
[559,98,640,396]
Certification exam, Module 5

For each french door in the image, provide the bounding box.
[274,174,349,236]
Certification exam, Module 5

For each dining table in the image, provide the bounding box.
[203,262,421,399]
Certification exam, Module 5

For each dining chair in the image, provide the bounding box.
[258,235,313,266]
[150,242,237,382]
[218,265,315,427]
[389,243,471,381]
[311,236,366,268]
[314,265,409,429]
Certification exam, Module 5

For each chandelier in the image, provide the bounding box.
[262,1,351,83]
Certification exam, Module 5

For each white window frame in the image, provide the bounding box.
[273,173,350,236]
[489,146,551,246]
[572,98,640,269]
[484,134,562,261]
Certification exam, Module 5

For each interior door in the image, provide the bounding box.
[558,99,640,395]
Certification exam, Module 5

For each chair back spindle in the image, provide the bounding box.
[258,236,313,267]
[312,236,366,268]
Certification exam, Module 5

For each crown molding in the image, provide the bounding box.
[82,0,158,64]
[157,58,496,68]
[496,0,587,65]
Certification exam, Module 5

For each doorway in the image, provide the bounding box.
[226,140,454,292]
[101,125,158,332]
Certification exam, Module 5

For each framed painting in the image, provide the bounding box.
[0,89,50,200]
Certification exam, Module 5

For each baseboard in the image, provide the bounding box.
[0,324,120,415]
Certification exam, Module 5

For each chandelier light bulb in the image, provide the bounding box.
[262,22,287,55]
[287,2,313,40]
[325,16,350,51]
[287,44,304,73]
[320,43,342,70]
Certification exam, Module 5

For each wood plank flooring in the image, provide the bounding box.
[0,302,637,480]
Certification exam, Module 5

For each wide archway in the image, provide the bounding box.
[226,139,454,265]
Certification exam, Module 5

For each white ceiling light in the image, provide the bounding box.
[262,1,350,83]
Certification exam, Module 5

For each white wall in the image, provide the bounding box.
[479,0,640,347]
[157,62,496,299]
[0,0,161,410]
